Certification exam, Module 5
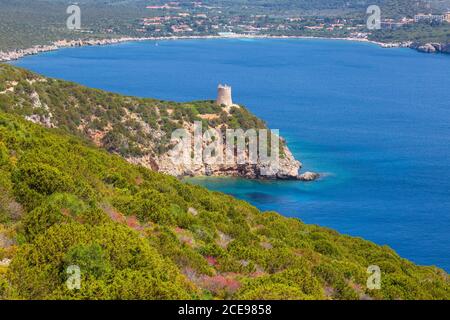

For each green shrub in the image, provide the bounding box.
[8,222,195,299]
[0,142,9,167]
[313,239,341,258]
[63,243,111,279]
[237,283,312,300]
[22,193,87,241]
[13,162,75,209]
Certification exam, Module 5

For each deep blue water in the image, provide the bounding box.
[12,38,450,271]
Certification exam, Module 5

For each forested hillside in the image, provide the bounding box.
[370,23,450,43]
[205,0,431,16]
[0,0,145,51]
[0,110,448,299]
[0,0,441,52]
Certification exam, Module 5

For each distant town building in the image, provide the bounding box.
[381,17,412,29]
[217,32,238,37]
[445,12,450,23]
[414,13,444,23]
[216,84,233,107]
[400,17,415,24]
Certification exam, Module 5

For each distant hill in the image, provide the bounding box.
[0,0,145,51]
[180,0,433,16]
[0,0,443,52]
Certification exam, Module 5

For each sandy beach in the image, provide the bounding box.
[0,34,408,63]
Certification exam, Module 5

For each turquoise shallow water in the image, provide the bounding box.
[12,38,450,271]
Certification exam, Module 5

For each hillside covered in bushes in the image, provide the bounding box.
[0,111,448,299]
[0,64,266,159]
[0,64,308,180]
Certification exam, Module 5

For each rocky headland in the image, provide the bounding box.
[375,40,450,54]
[152,136,317,181]
[409,42,450,54]
[0,64,318,181]
[0,38,152,62]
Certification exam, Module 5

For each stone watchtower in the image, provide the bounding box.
[216,84,233,107]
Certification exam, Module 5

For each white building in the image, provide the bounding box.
[414,13,444,23]
[445,12,450,23]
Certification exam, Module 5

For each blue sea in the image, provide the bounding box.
[12,38,450,271]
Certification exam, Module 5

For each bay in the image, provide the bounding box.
[12,38,450,271]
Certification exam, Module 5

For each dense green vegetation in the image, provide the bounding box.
[206,0,432,17]
[0,2,448,301]
[0,64,268,160]
[0,0,147,52]
[370,22,450,43]
[0,106,448,299]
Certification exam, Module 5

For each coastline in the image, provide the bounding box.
[0,34,416,63]
[2,36,450,274]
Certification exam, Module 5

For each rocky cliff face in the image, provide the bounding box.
[410,42,450,54]
[125,115,307,180]
[129,139,317,181]
[151,143,302,180]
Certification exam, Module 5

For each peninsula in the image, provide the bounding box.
[0,64,317,181]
